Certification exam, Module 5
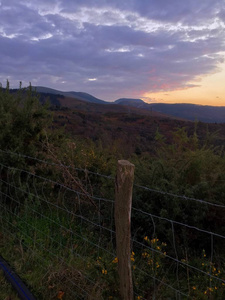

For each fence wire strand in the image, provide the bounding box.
[1,150,225,299]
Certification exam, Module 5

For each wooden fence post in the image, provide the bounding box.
[115,160,135,300]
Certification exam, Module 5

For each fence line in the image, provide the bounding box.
[132,207,225,240]
[0,149,114,180]
[0,189,116,255]
[0,157,117,299]
[134,266,190,298]
[1,149,224,209]
[0,164,115,239]
[135,184,225,209]
[1,218,97,300]
[0,170,113,205]
[1,151,225,299]
[132,235,225,284]
[1,149,223,209]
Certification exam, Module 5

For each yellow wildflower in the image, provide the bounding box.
[102,269,107,275]
[148,259,153,265]
[142,252,148,258]
[112,257,118,264]
[57,291,65,299]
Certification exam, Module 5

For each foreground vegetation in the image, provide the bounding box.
[0,83,225,299]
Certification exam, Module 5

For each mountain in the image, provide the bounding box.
[149,103,225,123]
[115,98,145,106]
[114,100,225,123]
[33,86,106,104]
[32,86,225,123]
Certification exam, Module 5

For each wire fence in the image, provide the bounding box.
[0,150,225,299]
[0,150,116,299]
[131,184,225,299]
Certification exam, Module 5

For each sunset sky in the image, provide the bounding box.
[0,0,225,106]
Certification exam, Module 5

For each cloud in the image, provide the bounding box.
[0,0,225,100]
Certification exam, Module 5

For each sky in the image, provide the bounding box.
[0,0,225,106]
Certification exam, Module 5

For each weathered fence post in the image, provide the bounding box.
[115,160,135,300]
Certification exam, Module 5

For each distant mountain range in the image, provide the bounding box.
[33,86,225,123]
[115,98,225,123]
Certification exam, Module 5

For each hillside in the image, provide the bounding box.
[150,103,225,123]
[34,86,106,104]
[32,86,225,123]
[115,99,225,123]
[50,100,225,157]
[1,84,225,300]
[5,87,225,156]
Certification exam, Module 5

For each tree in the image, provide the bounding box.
[0,81,51,156]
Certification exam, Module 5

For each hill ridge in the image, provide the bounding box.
[30,86,225,123]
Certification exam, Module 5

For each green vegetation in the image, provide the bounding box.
[0,271,20,300]
[0,84,225,299]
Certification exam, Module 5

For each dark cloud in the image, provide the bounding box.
[0,0,225,100]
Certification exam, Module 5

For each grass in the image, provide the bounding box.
[0,200,118,299]
[2,209,225,300]
[0,270,20,300]
[1,163,225,299]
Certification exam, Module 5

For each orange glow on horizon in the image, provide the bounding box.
[142,62,225,107]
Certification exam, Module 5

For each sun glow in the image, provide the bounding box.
[143,62,225,106]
